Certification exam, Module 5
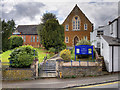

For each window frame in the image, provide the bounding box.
[84,24,87,30]
[72,16,80,31]
[84,36,87,40]
[65,25,69,31]
[97,30,104,37]
[37,36,39,42]
[33,36,35,42]
[31,35,33,42]
[65,37,69,43]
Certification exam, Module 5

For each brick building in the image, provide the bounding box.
[62,4,93,48]
[13,25,41,48]
[13,4,93,48]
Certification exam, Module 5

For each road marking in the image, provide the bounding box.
[77,81,119,88]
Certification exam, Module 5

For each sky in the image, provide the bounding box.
[0,0,119,29]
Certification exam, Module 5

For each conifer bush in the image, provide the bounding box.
[60,49,71,61]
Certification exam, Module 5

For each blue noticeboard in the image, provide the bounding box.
[75,45,94,61]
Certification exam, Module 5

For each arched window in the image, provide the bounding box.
[72,16,80,30]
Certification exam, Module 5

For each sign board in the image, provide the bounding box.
[75,45,94,61]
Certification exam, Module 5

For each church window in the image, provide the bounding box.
[72,16,80,30]
[65,25,69,31]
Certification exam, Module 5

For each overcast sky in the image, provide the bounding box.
[0,0,119,29]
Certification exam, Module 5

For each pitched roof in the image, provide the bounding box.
[102,35,120,46]
[16,25,38,35]
[62,4,92,25]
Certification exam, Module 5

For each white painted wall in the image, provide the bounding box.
[118,17,120,38]
[113,46,120,72]
[110,21,117,38]
[109,46,120,72]
[90,25,110,48]
[100,36,110,72]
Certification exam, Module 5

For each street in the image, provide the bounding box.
[73,81,119,89]
[2,73,119,89]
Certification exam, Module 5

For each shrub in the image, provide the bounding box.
[9,45,38,68]
[60,49,71,61]
[9,35,23,49]
[48,47,56,53]
[76,39,91,46]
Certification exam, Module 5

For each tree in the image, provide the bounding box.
[37,13,57,44]
[37,13,65,51]
[41,13,57,24]
[2,19,15,51]
[41,19,65,50]
[9,35,23,49]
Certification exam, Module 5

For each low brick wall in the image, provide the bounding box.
[2,68,34,80]
[59,66,102,77]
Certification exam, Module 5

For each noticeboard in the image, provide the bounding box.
[75,45,94,61]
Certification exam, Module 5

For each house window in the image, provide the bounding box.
[37,36,39,42]
[72,16,80,30]
[31,36,33,42]
[65,37,69,43]
[84,24,87,30]
[33,36,35,42]
[110,24,113,34]
[24,36,26,42]
[65,25,69,31]
[97,30,104,37]
[97,42,100,48]
[84,36,87,40]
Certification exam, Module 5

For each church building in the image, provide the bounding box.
[13,4,93,48]
[62,4,93,48]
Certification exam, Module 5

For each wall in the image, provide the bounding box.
[109,46,120,72]
[100,36,110,72]
[59,66,102,77]
[90,25,110,48]
[62,5,93,47]
[2,68,34,80]
[118,17,120,38]
[110,21,117,38]
[14,35,41,48]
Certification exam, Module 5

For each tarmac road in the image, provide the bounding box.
[72,81,119,89]
[2,73,120,89]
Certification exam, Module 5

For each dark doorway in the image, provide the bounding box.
[74,36,79,46]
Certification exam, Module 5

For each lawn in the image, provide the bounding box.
[1,48,54,63]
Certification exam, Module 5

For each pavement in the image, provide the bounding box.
[2,72,120,89]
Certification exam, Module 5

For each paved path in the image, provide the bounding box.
[2,73,120,88]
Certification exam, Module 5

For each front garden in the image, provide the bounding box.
[1,46,54,64]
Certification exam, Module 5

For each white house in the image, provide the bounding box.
[90,16,120,72]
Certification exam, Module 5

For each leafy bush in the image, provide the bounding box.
[9,35,23,49]
[60,49,71,61]
[9,45,38,68]
[76,39,91,46]
[48,47,56,53]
